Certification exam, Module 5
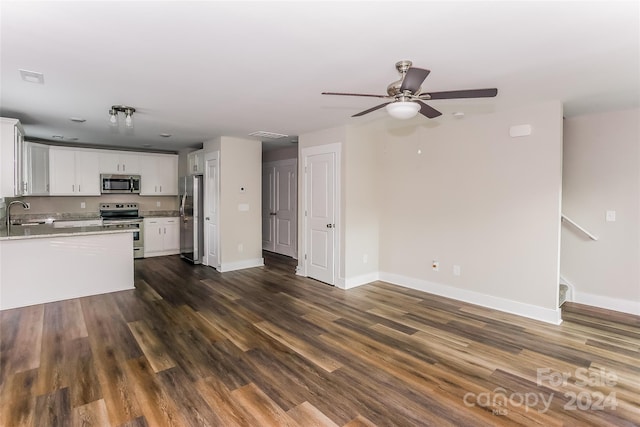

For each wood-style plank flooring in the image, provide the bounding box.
[1,252,639,426]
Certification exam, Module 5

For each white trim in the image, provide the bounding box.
[379,272,563,325]
[343,272,380,289]
[218,257,264,273]
[574,291,640,316]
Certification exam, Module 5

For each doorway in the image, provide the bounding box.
[300,143,340,286]
[262,159,297,258]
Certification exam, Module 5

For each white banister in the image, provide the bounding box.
[561,214,598,241]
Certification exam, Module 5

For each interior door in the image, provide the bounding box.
[262,166,275,252]
[274,162,297,257]
[203,151,219,269]
[305,152,335,285]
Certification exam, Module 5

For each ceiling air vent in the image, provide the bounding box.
[248,131,289,139]
[19,69,45,84]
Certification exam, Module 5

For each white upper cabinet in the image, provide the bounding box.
[139,153,178,195]
[187,149,204,175]
[99,150,140,174]
[1,117,25,197]
[49,147,100,196]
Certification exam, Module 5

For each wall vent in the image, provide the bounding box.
[248,131,289,139]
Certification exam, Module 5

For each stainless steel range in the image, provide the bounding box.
[100,203,144,258]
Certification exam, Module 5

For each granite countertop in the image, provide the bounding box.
[0,224,137,241]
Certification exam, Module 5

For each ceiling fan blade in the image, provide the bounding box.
[322,92,388,99]
[400,67,430,94]
[416,101,442,119]
[425,88,498,100]
[352,102,392,117]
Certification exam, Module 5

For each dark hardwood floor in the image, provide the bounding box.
[1,252,639,426]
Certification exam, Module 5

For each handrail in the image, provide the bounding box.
[561,214,598,241]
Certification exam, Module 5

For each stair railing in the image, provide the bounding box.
[561,214,598,241]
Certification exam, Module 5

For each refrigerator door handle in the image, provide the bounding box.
[179,193,186,217]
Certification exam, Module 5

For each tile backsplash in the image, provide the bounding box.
[6,194,178,216]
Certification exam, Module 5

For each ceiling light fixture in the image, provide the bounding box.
[108,105,136,128]
[386,101,420,120]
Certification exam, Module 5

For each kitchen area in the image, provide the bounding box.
[0,117,201,310]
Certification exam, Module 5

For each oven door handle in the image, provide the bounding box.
[129,177,134,193]
[104,220,142,226]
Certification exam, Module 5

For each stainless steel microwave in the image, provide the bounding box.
[100,174,141,194]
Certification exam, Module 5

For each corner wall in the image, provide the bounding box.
[562,109,640,314]
[351,100,564,323]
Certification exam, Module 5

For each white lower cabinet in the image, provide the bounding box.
[143,217,179,257]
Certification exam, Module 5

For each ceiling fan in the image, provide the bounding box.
[322,60,498,120]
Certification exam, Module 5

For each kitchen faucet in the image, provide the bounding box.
[5,200,29,233]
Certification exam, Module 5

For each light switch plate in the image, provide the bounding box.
[606,210,616,222]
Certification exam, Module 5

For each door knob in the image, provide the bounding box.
[270,212,277,216]
[326,224,333,228]
[205,217,210,220]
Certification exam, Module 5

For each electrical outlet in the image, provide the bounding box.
[156,201,161,207]
[432,260,439,272]
[80,202,86,209]
[238,243,244,252]
[363,254,368,264]
[453,265,461,276]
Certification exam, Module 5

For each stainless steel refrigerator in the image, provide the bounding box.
[179,175,203,264]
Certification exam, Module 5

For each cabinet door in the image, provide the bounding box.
[49,148,77,195]
[120,153,140,174]
[25,142,49,195]
[14,126,25,195]
[76,151,100,195]
[139,155,158,195]
[99,151,121,173]
[157,155,178,195]
[163,218,180,251]
[144,219,164,253]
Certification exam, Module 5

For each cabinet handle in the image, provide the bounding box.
[123,164,126,172]
[164,228,166,235]
[78,185,81,192]
[158,228,161,235]
[72,184,75,192]
[117,164,120,172]
[159,185,162,192]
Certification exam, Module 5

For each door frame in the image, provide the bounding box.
[298,143,341,284]
[203,150,220,270]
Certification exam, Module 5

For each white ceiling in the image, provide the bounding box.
[1,1,638,153]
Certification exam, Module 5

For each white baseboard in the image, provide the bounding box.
[219,257,264,273]
[344,272,380,289]
[379,272,563,325]
[574,291,640,316]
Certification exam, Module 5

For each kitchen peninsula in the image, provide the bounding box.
[0,225,134,310]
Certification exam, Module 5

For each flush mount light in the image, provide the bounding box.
[159,133,172,138]
[67,137,79,141]
[452,112,465,119]
[385,101,420,120]
[19,69,44,84]
[108,105,136,128]
[70,117,86,123]
[52,135,64,139]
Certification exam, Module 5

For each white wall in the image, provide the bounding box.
[371,101,564,323]
[204,136,263,271]
[562,109,640,314]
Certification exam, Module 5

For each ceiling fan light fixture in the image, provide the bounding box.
[386,101,420,120]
